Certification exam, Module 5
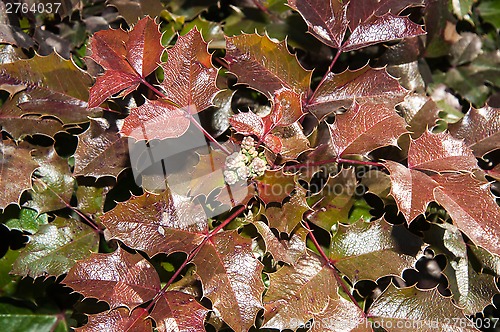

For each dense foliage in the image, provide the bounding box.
[0,0,499,331]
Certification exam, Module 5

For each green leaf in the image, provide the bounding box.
[477,0,500,29]
[0,302,68,332]
[255,168,297,205]
[307,168,357,231]
[75,185,110,216]
[0,250,20,296]
[26,147,75,214]
[330,218,425,282]
[4,208,48,234]
[11,217,99,278]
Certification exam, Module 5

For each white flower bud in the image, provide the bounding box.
[250,157,267,177]
[224,170,238,185]
[236,165,249,179]
[241,136,256,150]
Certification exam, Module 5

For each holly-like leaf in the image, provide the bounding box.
[265,187,310,234]
[271,88,304,127]
[229,111,265,138]
[0,53,99,124]
[307,167,357,231]
[63,247,160,309]
[4,208,48,234]
[193,230,265,332]
[263,250,368,331]
[26,147,75,214]
[254,221,307,265]
[107,0,166,25]
[225,33,312,98]
[88,17,163,108]
[448,105,500,158]
[160,28,220,112]
[308,65,407,120]
[330,218,424,283]
[289,0,425,51]
[398,95,440,138]
[100,190,207,257]
[385,160,438,223]
[477,0,500,29]
[328,101,408,158]
[0,140,38,210]
[76,185,110,216]
[0,92,65,140]
[432,173,500,257]
[74,117,129,178]
[75,307,152,332]
[288,0,348,49]
[121,99,191,141]
[368,284,479,331]
[343,13,426,52]
[255,168,297,204]
[408,130,478,173]
[151,291,208,332]
[11,217,99,278]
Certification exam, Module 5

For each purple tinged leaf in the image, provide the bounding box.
[101,190,207,257]
[75,307,152,332]
[328,102,408,158]
[408,130,478,173]
[63,247,161,309]
[343,13,426,52]
[229,111,265,137]
[288,0,348,49]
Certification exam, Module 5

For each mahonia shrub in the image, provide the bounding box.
[0,0,500,331]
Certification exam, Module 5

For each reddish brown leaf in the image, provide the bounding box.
[88,17,163,108]
[120,99,190,141]
[263,250,368,331]
[255,168,297,204]
[0,140,38,210]
[263,134,283,154]
[63,247,160,309]
[271,88,304,127]
[385,161,438,223]
[254,221,307,265]
[225,34,312,98]
[328,102,407,158]
[265,187,310,234]
[346,0,424,29]
[101,190,207,257]
[75,307,151,332]
[74,117,129,178]
[193,230,265,332]
[288,0,348,49]
[408,130,478,173]
[229,111,265,137]
[308,65,407,120]
[160,28,220,112]
[448,105,500,157]
[269,123,311,161]
[151,291,208,332]
[343,13,426,52]
[433,173,500,257]
[0,53,99,124]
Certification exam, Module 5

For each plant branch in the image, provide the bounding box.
[307,49,342,103]
[147,204,247,311]
[302,220,365,314]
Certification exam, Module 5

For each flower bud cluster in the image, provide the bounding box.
[224,136,267,185]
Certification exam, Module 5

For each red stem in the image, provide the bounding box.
[307,49,342,103]
[302,220,365,314]
[146,205,247,311]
